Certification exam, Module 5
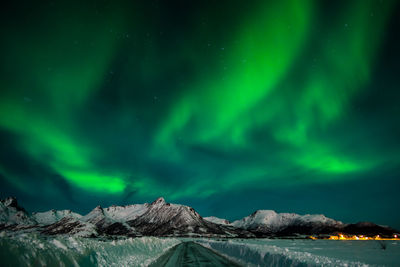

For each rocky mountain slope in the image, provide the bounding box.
[127,197,247,237]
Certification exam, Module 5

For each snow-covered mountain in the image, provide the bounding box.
[342,222,398,236]
[127,197,244,237]
[40,204,143,237]
[32,210,82,225]
[0,196,397,238]
[0,197,36,227]
[204,216,231,225]
[80,205,138,236]
[103,203,149,222]
[231,210,343,235]
[42,217,98,237]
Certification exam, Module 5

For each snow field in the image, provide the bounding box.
[0,233,181,267]
[197,239,400,267]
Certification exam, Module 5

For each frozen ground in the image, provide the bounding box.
[149,241,241,267]
[1,234,399,267]
[0,233,180,267]
[198,238,400,267]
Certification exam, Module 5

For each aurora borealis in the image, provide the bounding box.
[0,0,399,227]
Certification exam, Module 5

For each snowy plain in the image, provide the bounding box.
[1,233,399,266]
[197,238,400,267]
[0,233,180,267]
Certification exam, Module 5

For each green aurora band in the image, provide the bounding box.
[0,0,399,226]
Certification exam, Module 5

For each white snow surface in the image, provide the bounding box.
[82,203,150,225]
[198,238,400,267]
[203,216,230,225]
[80,205,145,235]
[1,232,399,266]
[1,196,150,229]
[232,210,342,230]
[0,233,180,267]
[33,210,82,225]
[103,204,149,222]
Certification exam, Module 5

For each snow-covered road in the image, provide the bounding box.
[149,241,241,267]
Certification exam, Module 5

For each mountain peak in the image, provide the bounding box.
[252,209,276,215]
[2,196,17,207]
[151,197,166,206]
[1,196,26,212]
[204,216,231,225]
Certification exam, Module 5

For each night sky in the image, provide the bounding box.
[1,0,399,228]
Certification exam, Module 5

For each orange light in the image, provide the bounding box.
[313,233,400,240]
[326,234,400,240]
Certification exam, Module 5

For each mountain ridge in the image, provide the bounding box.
[0,196,398,238]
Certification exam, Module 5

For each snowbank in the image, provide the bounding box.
[198,239,400,267]
[0,233,180,267]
